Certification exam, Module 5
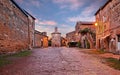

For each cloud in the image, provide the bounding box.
[35,25,54,37]
[68,16,95,22]
[35,19,57,26]
[31,0,41,7]
[59,24,75,37]
[52,0,84,10]
[67,0,103,22]
[15,0,23,4]
[35,23,74,37]
[81,0,104,16]
[15,0,41,7]
[61,24,69,27]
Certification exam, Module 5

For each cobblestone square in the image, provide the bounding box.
[0,47,120,75]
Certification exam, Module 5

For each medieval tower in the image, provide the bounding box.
[51,27,61,47]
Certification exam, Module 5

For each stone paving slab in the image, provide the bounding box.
[0,47,120,75]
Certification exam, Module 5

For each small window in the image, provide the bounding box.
[103,16,106,22]
[118,35,120,42]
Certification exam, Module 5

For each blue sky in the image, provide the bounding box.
[14,0,107,37]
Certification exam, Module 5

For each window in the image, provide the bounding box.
[118,35,120,42]
[103,16,106,22]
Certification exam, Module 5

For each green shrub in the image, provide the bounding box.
[0,58,11,67]
[105,58,120,70]
[0,50,31,67]
[12,50,31,57]
[86,40,90,49]
[77,42,81,48]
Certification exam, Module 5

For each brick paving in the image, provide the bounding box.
[0,47,120,75]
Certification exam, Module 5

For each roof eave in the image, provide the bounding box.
[10,0,28,17]
[95,0,112,15]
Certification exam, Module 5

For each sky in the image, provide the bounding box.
[14,0,107,37]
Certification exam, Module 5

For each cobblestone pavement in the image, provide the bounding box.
[0,47,120,75]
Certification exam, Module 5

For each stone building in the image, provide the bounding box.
[0,0,35,54]
[75,21,96,48]
[75,21,95,33]
[51,27,61,47]
[42,36,48,48]
[61,37,67,46]
[42,32,48,48]
[66,21,96,48]
[34,30,42,48]
[66,31,77,42]
[34,30,48,48]
[24,11,35,49]
[95,0,120,53]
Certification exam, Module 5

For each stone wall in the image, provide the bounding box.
[95,0,120,52]
[34,31,42,48]
[66,21,95,44]
[51,27,61,47]
[42,36,48,48]
[75,22,95,33]
[61,37,66,46]
[27,13,35,49]
[66,31,76,42]
[51,33,61,47]
[0,0,35,54]
[34,31,48,48]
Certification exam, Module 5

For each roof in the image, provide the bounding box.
[10,0,27,17]
[11,0,35,19]
[34,30,41,34]
[95,0,112,15]
[76,21,94,25]
[23,10,35,20]
[66,31,76,35]
[35,30,48,37]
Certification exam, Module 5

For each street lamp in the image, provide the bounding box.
[95,22,98,26]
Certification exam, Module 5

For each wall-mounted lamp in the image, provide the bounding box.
[95,23,98,26]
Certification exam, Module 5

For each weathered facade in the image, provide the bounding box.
[0,0,35,54]
[66,21,95,48]
[51,27,61,47]
[34,30,48,48]
[41,32,48,48]
[66,31,77,42]
[75,21,95,33]
[95,0,120,53]
[25,11,35,49]
[61,37,67,46]
[75,21,96,48]
[42,35,48,48]
[34,30,42,48]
